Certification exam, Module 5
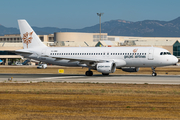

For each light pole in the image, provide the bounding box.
[97,13,104,41]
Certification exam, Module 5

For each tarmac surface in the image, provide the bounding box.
[0,74,180,84]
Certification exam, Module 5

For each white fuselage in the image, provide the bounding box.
[16,19,179,76]
[22,46,178,68]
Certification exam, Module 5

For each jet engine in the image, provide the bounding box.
[121,67,140,72]
[96,62,116,74]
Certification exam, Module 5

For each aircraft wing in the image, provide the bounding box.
[52,56,101,63]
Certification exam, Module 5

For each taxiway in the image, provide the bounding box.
[0,74,179,84]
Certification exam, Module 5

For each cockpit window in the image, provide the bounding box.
[167,52,171,55]
[160,52,171,55]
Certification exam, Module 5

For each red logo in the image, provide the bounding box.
[22,31,33,48]
[133,49,138,53]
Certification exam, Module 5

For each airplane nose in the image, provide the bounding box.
[172,56,178,64]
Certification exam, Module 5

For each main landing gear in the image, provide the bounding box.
[85,69,93,76]
[102,73,109,76]
[85,71,109,76]
[151,67,157,76]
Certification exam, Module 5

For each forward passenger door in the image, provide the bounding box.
[148,48,154,60]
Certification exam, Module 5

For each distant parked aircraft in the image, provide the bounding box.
[0,59,3,64]
[15,59,30,65]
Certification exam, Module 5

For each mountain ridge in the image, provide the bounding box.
[1,17,180,37]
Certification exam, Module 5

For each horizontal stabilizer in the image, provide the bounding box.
[15,49,33,55]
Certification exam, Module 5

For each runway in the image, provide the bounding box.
[0,74,180,84]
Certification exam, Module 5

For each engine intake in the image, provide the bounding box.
[97,62,116,74]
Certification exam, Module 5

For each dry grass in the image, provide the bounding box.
[0,66,180,119]
[0,83,180,120]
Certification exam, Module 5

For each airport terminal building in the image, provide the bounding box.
[0,32,180,65]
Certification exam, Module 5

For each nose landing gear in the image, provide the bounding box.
[151,67,157,76]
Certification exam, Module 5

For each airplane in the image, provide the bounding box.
[15,20,178,76]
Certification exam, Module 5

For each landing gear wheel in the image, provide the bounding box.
[85,71,93,76]
[152,72,157,76]
[151,67,157,76]
[102,73,109,76]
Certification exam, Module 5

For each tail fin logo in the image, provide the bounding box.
[22,31,33,48]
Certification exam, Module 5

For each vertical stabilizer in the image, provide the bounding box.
[18,20,46,49]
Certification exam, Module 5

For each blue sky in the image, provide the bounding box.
[1,0,180,29]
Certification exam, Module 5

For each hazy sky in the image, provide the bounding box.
[1,0,180,29]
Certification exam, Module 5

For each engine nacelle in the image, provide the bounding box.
[121,67,140,72]
[96,62,116,74]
